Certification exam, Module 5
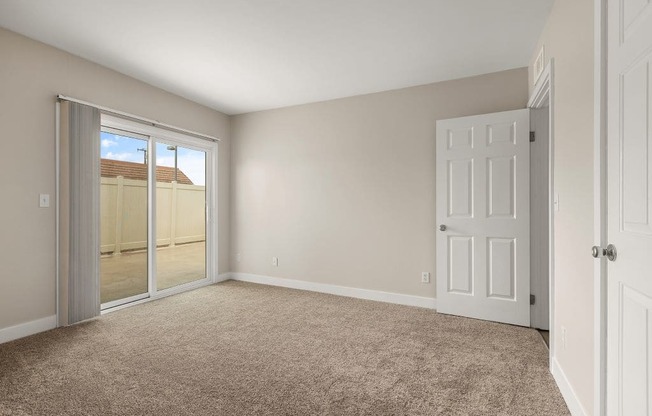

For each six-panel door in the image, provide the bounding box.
[436,109,530,327]
[607,0,652,413]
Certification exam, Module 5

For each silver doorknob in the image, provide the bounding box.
[439,224,447,231]
[592,244,617,262]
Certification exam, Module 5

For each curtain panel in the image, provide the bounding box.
[58,100,101,325]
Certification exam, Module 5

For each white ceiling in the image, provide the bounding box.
[0,0,553,115]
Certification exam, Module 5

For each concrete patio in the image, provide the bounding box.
[100,241,206,304]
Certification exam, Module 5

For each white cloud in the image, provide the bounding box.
[101,139,118,148]
[105,152,142,163]
[156,155,175,167]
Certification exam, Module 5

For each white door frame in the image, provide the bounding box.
[593,0,607,414]
[527,60,555,370]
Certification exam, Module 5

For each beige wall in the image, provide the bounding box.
[230,68,528,298]
[0,28,230,330]
[529,0,595,413]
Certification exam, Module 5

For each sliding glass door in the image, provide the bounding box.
[100,129,150,306]
[99,117,215,310]
[155,142,207,291]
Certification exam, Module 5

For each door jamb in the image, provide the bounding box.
[527,60,555,370]
[593,0,608,414]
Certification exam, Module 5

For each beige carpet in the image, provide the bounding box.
[0,281,569,415]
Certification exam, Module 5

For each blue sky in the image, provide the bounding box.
[100,131,206,186]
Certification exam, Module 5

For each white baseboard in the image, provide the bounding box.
[552,357,588,416]
[0,315,57,345]
[227,272,437,310]
[215,272,231,283]
[0,275,433,344]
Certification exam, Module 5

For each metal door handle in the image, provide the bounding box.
[439,224,447,232]
[592,244,617,262]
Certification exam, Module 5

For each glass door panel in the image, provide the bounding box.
[155,142,207,290]
[100,130,149,306]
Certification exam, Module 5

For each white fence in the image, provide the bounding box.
[100,176,205,254]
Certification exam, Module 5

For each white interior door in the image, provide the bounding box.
[607,0,652,413]
[436,109,530,327]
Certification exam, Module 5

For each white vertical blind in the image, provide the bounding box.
[58,100,101,325]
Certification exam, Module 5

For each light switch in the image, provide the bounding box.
[39,194,50,208]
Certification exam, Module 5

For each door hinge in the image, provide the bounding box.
[530,131,535,142]
[530,294,536,305]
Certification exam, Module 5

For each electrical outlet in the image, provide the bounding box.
[561,326,567,350]
[236,253,241,262]
[421,272,430,283]
[272,257,279,267]
[39,194,50,208]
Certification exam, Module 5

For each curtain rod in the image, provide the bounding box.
[56,95,221,142]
